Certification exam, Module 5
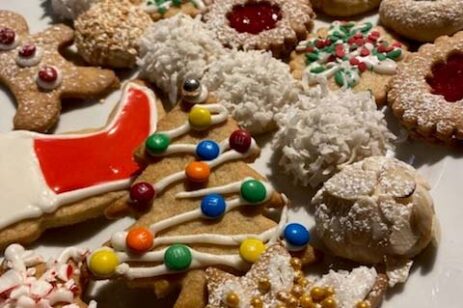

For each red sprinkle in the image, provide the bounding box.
[355,38,365,46]
[358,62,368,72]
[360,48,370,56]
[335,44,345,57]
[392,42,402,48]
[347,37,356,45]
[315,39,325,49]
[354,33,363,39]
[349,57,360,65]
[327,54,336,62]
[305,46,314,53]
[377,45,386,53]
[370,31,380,38]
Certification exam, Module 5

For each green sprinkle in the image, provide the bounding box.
[361,22,373,33]
[306,52,319,63]
[377,53,387,61]
[323,45,334,53]
[172,0,182,5]
[335,70,345,87]
[158,6,167,14]
[310,66,325,73]
[387,49,402,60]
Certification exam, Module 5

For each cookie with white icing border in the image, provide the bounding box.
[379,0,463,42]
[290,21,407,106]
[0,244,92,307]
[389,31,463,144]
[0,82,163,249]
[204,0,315,57]
[311,0,381,17]
[88,79,318,308]
[131,0,210,21]
[0,10,119,132]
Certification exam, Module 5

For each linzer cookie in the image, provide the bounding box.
[389,31,463,144]
[206,243,388,308]
[0,10,118,132]
[0,244,92,307]
[0,82,161,249]
[311,0,381,17]
[88,79,318,308]
[204,0,315,57]
[290,21,406,106]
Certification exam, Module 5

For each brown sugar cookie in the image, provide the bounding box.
[130,0,210,21]
[290,21,407,106]
[0,244,92,307]
[204,0,315,58]
[0,10,118,132]
[311,0,381,17]
[87,79,318,307]
[389,31,463,144]
[0,82,163,249]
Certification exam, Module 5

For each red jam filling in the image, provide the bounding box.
[426,53,463,103]
[227,1,281,35]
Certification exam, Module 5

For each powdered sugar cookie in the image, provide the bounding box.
[138,13,225,103]
[290,21,406,106]
[75,0,152,68]
[0,10,118,132]
[311,0,381,17]
[274,86,395,187]
[388,31,463,144]
[204,0,315,57]
[202,50,300,134]
[380,0,463,42]
[313,156,437,284]
[0,82,162,248]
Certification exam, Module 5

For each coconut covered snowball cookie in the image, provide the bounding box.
[313,156,437,283]
[273,87,395,188]
[50,0,96,20]
[138,14,225,103]
[379,0,463,42]
[201,50,300,134]
[311,0,381,17]
[74,0,152,68]
[204,0,315,57]
[290,21,407,106]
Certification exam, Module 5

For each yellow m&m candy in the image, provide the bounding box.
[189,106,212,130]
[89,249,120,277]
[239,238,266,263]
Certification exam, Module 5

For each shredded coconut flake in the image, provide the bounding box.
[137,14,225,103]
[273,86,395,187]
[202,50,300,134]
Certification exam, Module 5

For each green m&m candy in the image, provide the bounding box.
[240,180,267,203]
[145,133,170,155]
[164,244,192,271]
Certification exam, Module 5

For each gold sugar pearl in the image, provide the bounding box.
[250,296,263,308]
[276,304,288,308]
[290,257,302,270]
[277,291,290,302]
[325,287,335,296]
[356,300,371,308]
[300,293,315,308]
[291,285,304,297]
[297,277,309,287]
[321,297,337,308]
[286,295,299,308]
[294,270,304,281]
[310,287,327,302]
[258,278,271,293]
[225,292,240,307]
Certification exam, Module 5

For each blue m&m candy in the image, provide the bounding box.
[196,140,220,161]
[200,194,226,219]
[283,223,310,251]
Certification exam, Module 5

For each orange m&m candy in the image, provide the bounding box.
[185,161,210,183]
[126,227,154,253]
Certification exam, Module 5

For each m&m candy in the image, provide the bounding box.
[283,223,311,251]
[145,133,170,155]
[164,244,192,271]
[196,140,220,161]
[239,238,266,263]
[229,129,252,153]
[240,179,267,203]
[89,249,120,277]
[185,161,210,183]
[189,106,212,130]
[201,194,226,219]
[126,227,154,253]
[130,182,155,206]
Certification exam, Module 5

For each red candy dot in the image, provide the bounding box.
[426,53,463,102]
[360,48,370,57]
[392,42,402,48]
[126,227,154,253]
[0,27,15,45]
[227,1,281,35]
[18,44,36,58]
[229,129,252,153]
[349,57,360,65]
[130,182,156,206]
[358,62,368,72]
[38,66,58,83]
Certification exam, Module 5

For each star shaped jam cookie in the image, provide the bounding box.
[0,10,118,132]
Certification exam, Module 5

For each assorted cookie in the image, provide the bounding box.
[0,10,118,132]
[204,0,315,57]
[379,0,463,42]
[311,0,381,17]
[290,21,406,105]
[133,0,209,21]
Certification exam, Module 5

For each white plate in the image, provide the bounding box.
[0,1,461,307]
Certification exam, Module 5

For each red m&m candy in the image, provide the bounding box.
[130,182,155,207]
[229,129,252,153]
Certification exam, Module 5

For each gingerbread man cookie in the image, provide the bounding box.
[87,79,318,307]
[0,10,118,132]
[0,82,162,249]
